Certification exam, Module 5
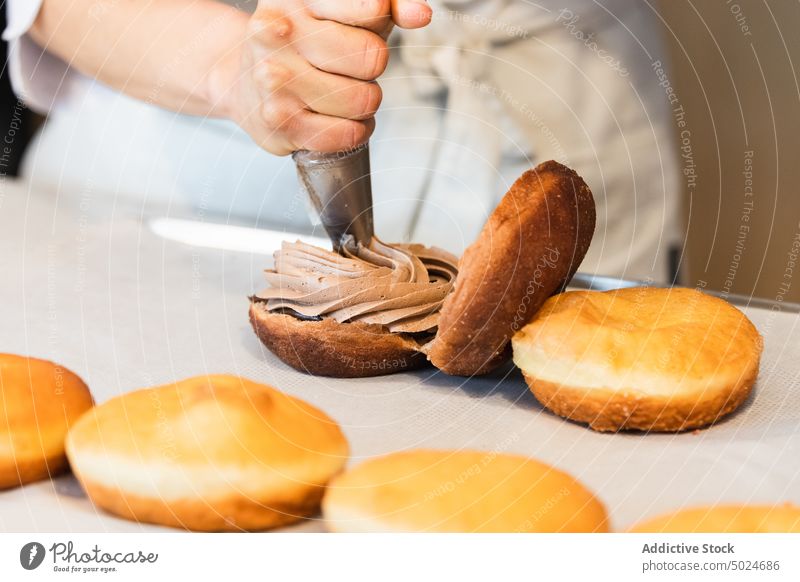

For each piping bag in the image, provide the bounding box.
[292,144,374,252]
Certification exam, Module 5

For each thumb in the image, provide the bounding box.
[391,0,432,29]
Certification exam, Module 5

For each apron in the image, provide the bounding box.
[8,0,681,281]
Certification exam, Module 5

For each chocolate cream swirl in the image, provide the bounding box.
[255,238,459,334]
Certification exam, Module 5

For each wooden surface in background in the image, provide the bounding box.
[657,1,800,303]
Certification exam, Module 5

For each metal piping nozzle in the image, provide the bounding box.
[293,144,374,252]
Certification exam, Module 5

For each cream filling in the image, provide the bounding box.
[255,238,458,334]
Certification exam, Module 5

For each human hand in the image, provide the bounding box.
[213,0,432,155]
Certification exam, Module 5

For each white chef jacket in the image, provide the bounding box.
[4,0,683,282]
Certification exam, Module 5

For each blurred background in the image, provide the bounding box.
[659,0,800,304]
[1,0,798,303]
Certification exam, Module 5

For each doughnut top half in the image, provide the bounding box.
[324,449,609,533]
[428,160,596,376]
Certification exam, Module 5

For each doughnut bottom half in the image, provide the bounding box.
[77,478,324,532]
[522,369,757,433]
[249,302,428,377]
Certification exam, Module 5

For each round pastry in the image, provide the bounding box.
[428,160,595,375]
[250,239,457,377]
[0,354,93,489]
[250,160,596,378]
[512,287,763,432]
[322,449,608,532]
[66,374,349,531]
[629,504,800,533]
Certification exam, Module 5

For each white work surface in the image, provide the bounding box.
[1,181,799,533]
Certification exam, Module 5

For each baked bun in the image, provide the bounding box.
[428,161,595,375]
[249,306,427,378]
[323,449,608,532]
[250,161,595,379]
[0,354,93,489]
[512,287,763,432]
[66,375,349,531]
[249,238,457,378]
[629,504,800,533]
